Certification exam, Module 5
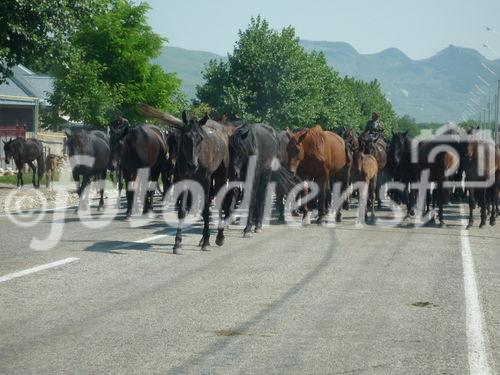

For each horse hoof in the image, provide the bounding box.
[479,221,486,228]
[439,221,445,228]
[255,227,263,233]
[243,231,253,238]
[466,223,473,230]
[201,246,210,252]
[215,236,225,247]
[173,244,182,253]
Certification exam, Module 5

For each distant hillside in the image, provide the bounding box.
[154,46,222,98]
[157,43,500,123]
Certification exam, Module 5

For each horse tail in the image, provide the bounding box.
[37,153,45,181]
[271,165,302,195]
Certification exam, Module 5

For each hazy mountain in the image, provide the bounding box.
[153,46,222,99]
[157,43,500,123]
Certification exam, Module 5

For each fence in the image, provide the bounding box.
[37,132,66,157]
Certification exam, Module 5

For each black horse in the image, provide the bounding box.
[65,129,110,210]
[387,131,418,213]
[2,138,45,188]
[113,124,171,217]
[230,123,295,235]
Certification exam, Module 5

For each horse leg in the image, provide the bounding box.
[98,170,106,210]
[27,161,37,188]
[467,189,475,229]
[216,187,234,247]
[488,186,496,226]
[174,191,188,254]
[376,172,382,209]
[317,172,328,225]
[437,181,445,226]
[244,173,260,237]
[276,184,285,223]
[79,174,90,211]
[479,188,487,228]
[254,171,270,232]
[125,180,134,218]
[370,175,377,221]
[117,168,123,209]
[199,179,212,251]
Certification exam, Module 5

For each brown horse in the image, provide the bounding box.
[359,132,387,208]
[286,125,347,224]
[351,148,378,221]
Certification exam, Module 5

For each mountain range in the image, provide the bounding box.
[155,42,500,123]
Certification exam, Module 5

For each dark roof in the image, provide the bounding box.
[0,65,53,106]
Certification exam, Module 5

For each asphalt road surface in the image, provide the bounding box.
[0,200,498,374]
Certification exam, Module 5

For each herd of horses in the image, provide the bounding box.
[2,106,500,254]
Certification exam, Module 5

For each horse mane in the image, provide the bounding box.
[230,124,256,154]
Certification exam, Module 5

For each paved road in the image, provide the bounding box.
[0,200,498,374]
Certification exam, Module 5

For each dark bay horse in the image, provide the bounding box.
[139,104,231,253]
[2,138,45,188]
[463,136,499,228]
[65,129,110,210]
[286,125,347,224]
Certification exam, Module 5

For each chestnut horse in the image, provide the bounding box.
[286,125,347,224]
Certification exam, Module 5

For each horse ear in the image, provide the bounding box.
[199,114,209,126]
[182,110,188,124]
[285,130,293,140]
[297,130,308,144]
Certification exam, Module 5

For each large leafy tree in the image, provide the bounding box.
[346,78,398,136]
[197,17,360,130]
[50,0,184,126]
[0,0,105,82]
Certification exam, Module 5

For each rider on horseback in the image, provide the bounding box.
[364,112,384,136]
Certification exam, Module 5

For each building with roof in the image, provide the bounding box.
[0,65,54,136]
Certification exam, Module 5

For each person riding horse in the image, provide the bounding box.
[364,112,384,137]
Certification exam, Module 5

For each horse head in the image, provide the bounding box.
[65,129,92,158]
[179,110,208,176]
[2,138,14,164]
[109,125,129,169]
[286,129,308,175]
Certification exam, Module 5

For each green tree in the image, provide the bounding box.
[197,16,360,130]
[347,78,397,136]
[50,0,184,127]
[395,115,421,136]
[0,0,105,82]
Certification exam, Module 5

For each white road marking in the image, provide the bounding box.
[118,234,169,250]
[460,206,493,375]
[0,258,79,284]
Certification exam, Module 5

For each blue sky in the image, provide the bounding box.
[143,0,500,60]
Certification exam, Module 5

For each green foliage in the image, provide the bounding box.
[49,0,184,127]
[0,0,106,82]
[394,115,421,137]
[197,17,397,133]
